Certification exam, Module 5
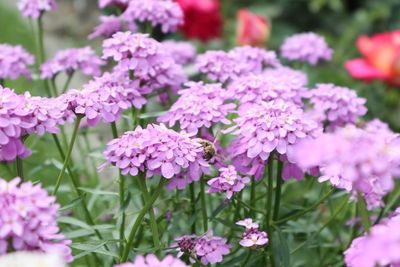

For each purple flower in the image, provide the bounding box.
[175,231,230,265]
[293,124,400,209]
[158,82,235,134]
[280,32,333,65]
[227,69,307,108]
[89,16,124,40]
[225,99,321,178]
[236,219,268,248]
[103,32,186,92]
[162,41,196,65]
[102,124,209,182]
[0,44,35,80]
[123,0,183,33]
[41,47,104,79]
[306,84,367,128]
[99,0,129,9]
[344,210,400,267]
[207,165,250,199]
[115,254,190,267]
[0,178,72,262]
[17,0,57,19]
[62,71,146,126]
[196,46,279,83]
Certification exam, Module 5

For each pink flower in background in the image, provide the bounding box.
[41,47,104,79]
[345,30,400,87]
[0,178,72,262]
[162,40,197,65]
[115,254,190,267]
[98,0,129,10]
[17,0,57,19]
[0,44,34,80]
[89,16,124,40]
[280,32,333,65]
[236,9,270,47]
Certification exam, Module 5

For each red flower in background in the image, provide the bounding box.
[345,30,400,87]
[236,9,270,47]
[176,0,222,42]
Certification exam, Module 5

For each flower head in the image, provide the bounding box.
[158,82,235,134]
[280,32,333,65]
[162,41,196,65]
[345,30,400,86]
[207,165,250,199]
[102,124,209,183]
[0,44,34,80]
[41,47,104,79]
[115,254,190,267]
[196,46,279,83]
[176,0,222,42]
[236,218,259,229]
[293,124,400,209]
[17,0,57,19]
[0,178,72,262]
[344,210,400,267]
[236,9,270,47]
[123,0,183,33]
[306,84,367,128]
[99,0,129,9]
[89,16,125,40]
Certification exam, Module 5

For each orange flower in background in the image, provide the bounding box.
[345,30,400,87]
[236,9,270,47]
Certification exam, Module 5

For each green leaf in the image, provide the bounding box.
[210,201,229,219]
[78,187,119,197]
[138,111,167,119]
[72,241,119,260]
[271,226,290,267]
[59,196,83,212]
[58,216,91,229]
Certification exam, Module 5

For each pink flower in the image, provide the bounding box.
[236,9,270,47]
[0,44,35,80]
[236,218,259,229]
[236,218,268,248]
[17,0,57,19]
[115,254,190,267]
[207,165,250,199]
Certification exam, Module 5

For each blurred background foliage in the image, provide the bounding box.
[1,0,400,266]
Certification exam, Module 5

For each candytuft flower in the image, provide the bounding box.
[196,46,279,83]
[280,32,333,65]
[162,41,197,65]
[89,16,124,40]
[0,44,35,80]
[0,178,72,262]
[123,0,184,33]
[158,82,235,134]
[41,47,104,79]
[207,165,250,199]
[17,0,57,19]
[236,219,268,248]
[99,0,129,9]
[115,254,190,267]
[102,124,209,182]
[344,210,400,267]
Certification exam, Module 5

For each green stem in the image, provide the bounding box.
[136,175,161,251]
[16,157,24,181]
[189,183,196,234]
[357,194,371,233]
[62,72,74,93]
[272,161,283,221]
[53,116,82,195]
[120,179,166,262]
[240,250,252,267]
[111,122,126,257]
[250,176,256,217]
[37,15,52,97]
[275,188,335,224]
[265,156,274,232]
[199,176,208,232]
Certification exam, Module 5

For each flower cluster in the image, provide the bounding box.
[236,219,268,248]
[0,178,72,262]
[61,71,146,126]
[17,0,57,19]
[344,209,400,267]
[102,124,209,183]
[102,32,186,92]
[280,32,333,65]
[208,165,250,199]
[162,41,196,65]
[226,99,321,178]
[0,44,34,80]
[0,86,71,162]
[115,254,190,267]
[158,82,235,134]
[227,68,307,108]
[89,16,134,40]
[175,231,231,265]
[98,0,129,9]
[123,0,184,33]
[293,124,400,209]
[306,84,367,128]
[41,47,104,79]
[196,46,279,83]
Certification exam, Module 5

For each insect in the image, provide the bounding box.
[198,139,217,161]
